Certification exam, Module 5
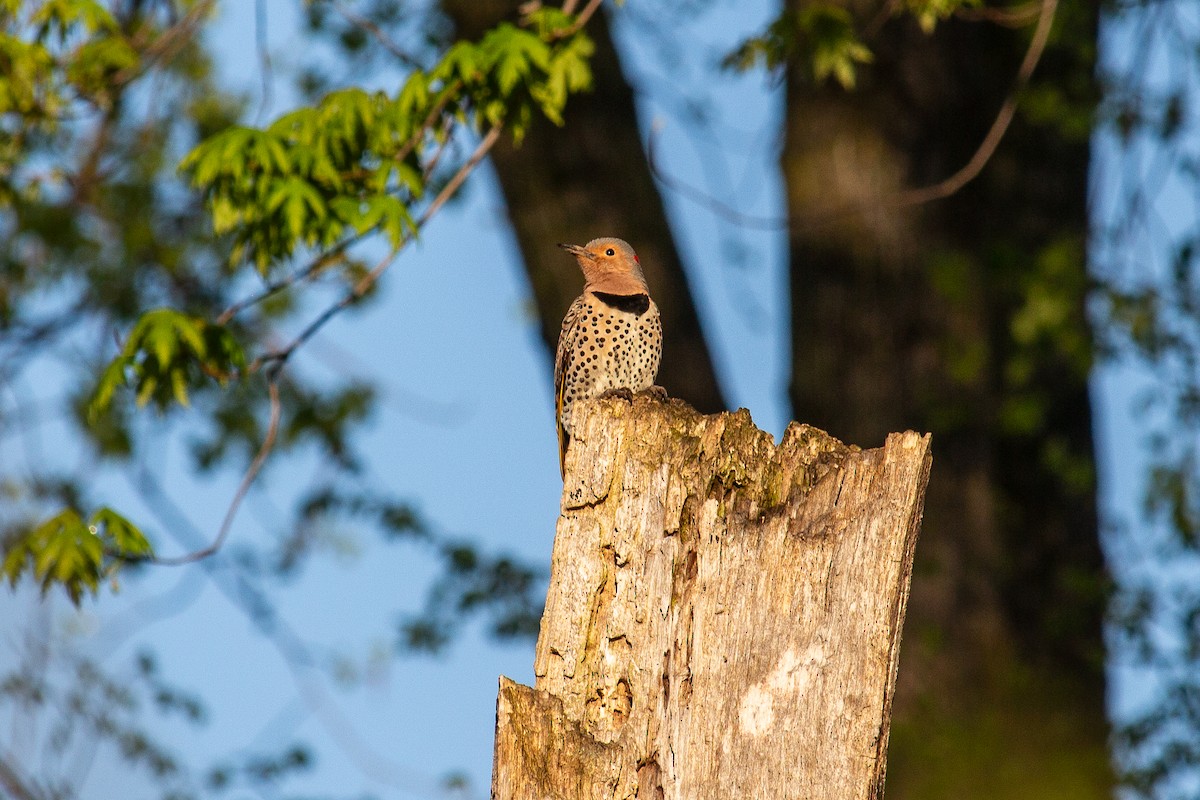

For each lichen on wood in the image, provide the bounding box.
[493,393,932,800]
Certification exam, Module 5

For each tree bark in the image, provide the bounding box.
[492,395,932,799]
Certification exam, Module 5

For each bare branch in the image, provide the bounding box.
[420,122,455,183]
[327,0,425,69]
[126,469,439,792]
[254,0,274,124]
[530,0,604,36]
[132,379,282,566]
[649,0,1060,230]
[216,236,362,325]
[253,246,401,372]
[864,0,902,40]
[569,0,605,32]
[0,758,40,800]
[894,0,1058,207]
[112,0,217,86]
[957,2,1043,27]
[417,125,503,226]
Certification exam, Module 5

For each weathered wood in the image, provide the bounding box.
[493,394,932,800]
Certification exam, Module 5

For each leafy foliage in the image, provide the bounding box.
[2,506,151,603]
[91,309,245,414]
[0,651,209,799]
[8,0,1188,797]
[179,9,593,273]
[901,0,980,34]
[400,540,544,653]
[722,0,983,88]
[723,4,874,89]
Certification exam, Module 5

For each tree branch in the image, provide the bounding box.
[0,758,40,800]
[253,125,503,372]
[132,379,281,566]
[648,0,1059,230]
[113,0,217,86]
[125,469,438,792]
[254,0,274,124]
[562,0,605,35]
[327,0,425,69]
[216,86,465,328]
[894,0,1057,207]
[216,236,362,325]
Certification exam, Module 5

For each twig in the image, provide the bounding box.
[394,81,462,168]
[417,125,502,225]
[253,246,400,372]
[126,469,437,792]
[253,125,503,371]
[648,0,1060,230]
[133,379,282,565]
[559,0,605,36]
[0,759,38,800]
[70,108,117,208]
[216,236,361,325]
[864,0,902,40]
[328,0,424,69]
[254,0,274,125]
[647,123,790,231]
[893,0,1058,207]
[112,0,217,86]
[420,122,454,183]
[957,2,1042,27]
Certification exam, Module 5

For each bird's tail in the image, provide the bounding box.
[557,425,569,480]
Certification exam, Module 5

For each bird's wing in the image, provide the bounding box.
[555,296,586,477]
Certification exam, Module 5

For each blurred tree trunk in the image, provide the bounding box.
[782,4,1110,798]
[440,0,726,415]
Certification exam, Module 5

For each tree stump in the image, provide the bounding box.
[492,394,932,800]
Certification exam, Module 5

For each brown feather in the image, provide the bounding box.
[554,296,586,477]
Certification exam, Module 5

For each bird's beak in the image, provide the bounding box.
[558,243,591,259]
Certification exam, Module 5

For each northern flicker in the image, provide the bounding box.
[554,237,662,477]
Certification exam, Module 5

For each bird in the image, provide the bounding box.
[554,237,662,477]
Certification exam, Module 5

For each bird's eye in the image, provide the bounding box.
[605,248,615,256]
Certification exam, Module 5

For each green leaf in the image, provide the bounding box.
[91,507,153,558]
[90,356,131,421]
[32,0,120,34]
[722,4,873,89]
[4,509,102,604]
[3,505,156,604]
[903,0,980,34]
[88,309,245,416]
[67,36,140,95]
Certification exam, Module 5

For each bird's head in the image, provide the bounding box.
[557,237,648,293]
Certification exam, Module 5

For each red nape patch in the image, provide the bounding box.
[634,255,640,264]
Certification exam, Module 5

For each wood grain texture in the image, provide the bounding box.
[493,395,932,800]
